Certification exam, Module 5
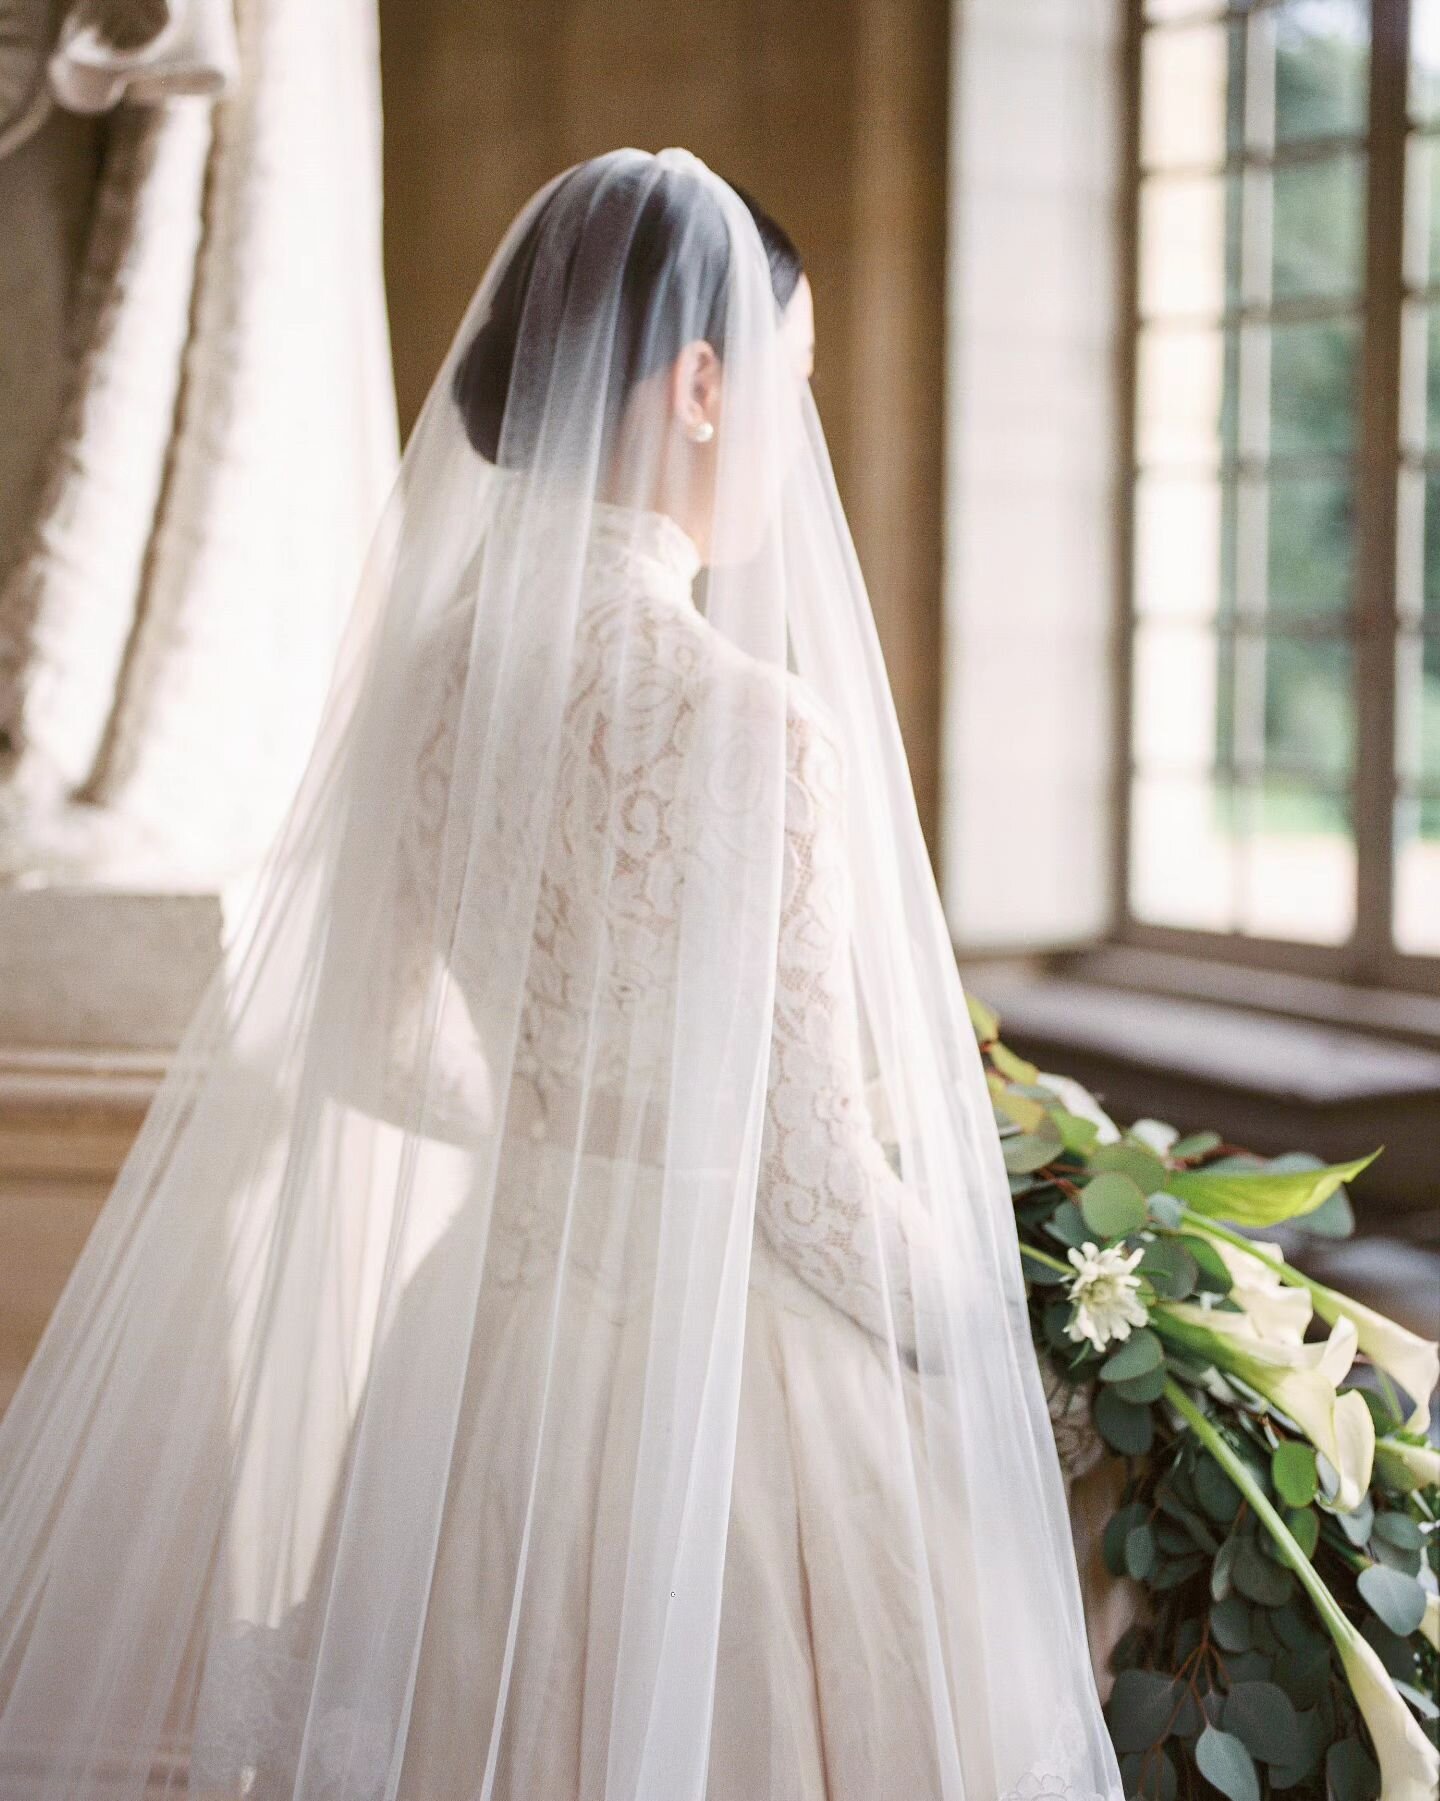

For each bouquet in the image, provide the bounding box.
[971,992,1440,1801]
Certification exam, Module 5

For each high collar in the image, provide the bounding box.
[587,500,702,594]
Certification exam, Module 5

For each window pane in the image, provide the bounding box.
[1266,316,1359,457]
[1395,793,1440,953]
[1403,132,1440,291]
[1139,173,1232,317]
[1132,620,1222,769]
[1141,21,1238,170]
[1396,630,1440,787]
[1396,468,1440,626]
[1412,0,1440,126]
[1398,299,1440,456]
[1129,770,1238,930]
[1134,474,1227,619]
[1260,150,1367,303]
[1236,779,1355,943]
[1261,631,1354,779]
[1260,473,1354,615]
[1248,0,1370,147]
[1136,324,1232,468]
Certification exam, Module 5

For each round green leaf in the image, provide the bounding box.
[1147,1192,1185,1229]
[1126,1523,1158,1582]
[1284,1506,1319,1560]
[1233,1540,1293,1607]
[1095,1387,1155,1457]
[1106,1669,1181,1753]
[1271,1441,1318,1509]
[1210,1595,1252,1652]
[1090,1142,1169,1191]
[1372,1511,1423,1552]
[1171,1129,1221,1160]
[1195,1724,1260,1801]
[1112,1365,1168,1404]
[1004,1121,1063,1174]
[1100,1328,1164,1383]
[1221,1680,1302,1767]
[1356,1562,1428,1636]
[1325,1738,1381,1801]
[1080,1172,1149,1239]
[1138,1237,1199,1301]
[1194,1454,1243,1525]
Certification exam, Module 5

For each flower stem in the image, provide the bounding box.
[1162,1376,1351,1641]
[1019,1243,1071,1276]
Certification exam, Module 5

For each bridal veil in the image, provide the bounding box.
[0,147,1123,1801]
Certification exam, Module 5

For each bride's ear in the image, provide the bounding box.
[670,339,721,443]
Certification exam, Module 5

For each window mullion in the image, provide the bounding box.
[1351,0,1409,981]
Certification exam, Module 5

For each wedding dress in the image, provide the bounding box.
[0,149,1123,1801]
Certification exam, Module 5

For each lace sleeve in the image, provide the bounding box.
[756,683,937,1358]
[346,608,488,1139]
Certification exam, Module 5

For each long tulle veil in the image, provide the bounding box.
[0,147,1123,1801]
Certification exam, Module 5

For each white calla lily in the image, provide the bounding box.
[1183,1215,1439,1430]
[1155,1305,1375,1510]
[1374,1435,1440,1493]
[1165,1379,1440,1801]
[1335,1627,1440,1801]
[1205,1234,1313,1345]
[1421,1592,1439,1655]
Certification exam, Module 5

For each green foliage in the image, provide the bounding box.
[972,990,1440,1800]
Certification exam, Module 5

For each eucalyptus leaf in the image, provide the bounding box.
[1106,1669,1181,1753]
[1080,1172,1149,1240]
[1325,1738,1381,1801]
[1273,1643,1331,1710]
[1210,1534,1240,1601]
[1372,1511,1423,1551]
[1125,1523,1158,1582]
[1112,1366,1169,1404]
[1283,1506,1319,1560]
[1209,1595,1252,1652]
[1195,1725,1260,1801]
[1147,1192,1185,1229]
[1356,1562,1428,1636]
[1139,1238,1198,1301]
[1089,1142,1169,1190]
[1221,1680,1302,1767]
[1335,1492,1375,1546]
[1100,1329,1164,1383]
[1170,1130,1221,1161]
[1233,1540,1293,1607]
[1193,1454,1243,1524]
[1044,1200,1091,1249]
[1003,1119,1064,1174]
[1095,1388,1155,1457]
[1270,1442,1318,1509]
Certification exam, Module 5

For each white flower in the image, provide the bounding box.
[1206,1234,1312,1346]
[1130,1117,1179,1156]
[1064,1240,1149,1352]
[1035,1072,1121,1144]
[1157,1305,1375,1511]
[1335,1625,1440,1801]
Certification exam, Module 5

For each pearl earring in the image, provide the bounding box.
[688,420,715,445]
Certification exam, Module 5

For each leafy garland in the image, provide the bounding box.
[970,991,1440,1801]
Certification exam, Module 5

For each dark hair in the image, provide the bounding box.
[451,162,804,466]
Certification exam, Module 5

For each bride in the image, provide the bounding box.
[0,148,1123,1801]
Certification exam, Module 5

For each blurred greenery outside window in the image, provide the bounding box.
[1128,0,1440,986]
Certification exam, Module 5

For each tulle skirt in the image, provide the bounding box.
[193,1140,1022,1800]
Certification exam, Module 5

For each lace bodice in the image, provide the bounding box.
[374,501,930,1355]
